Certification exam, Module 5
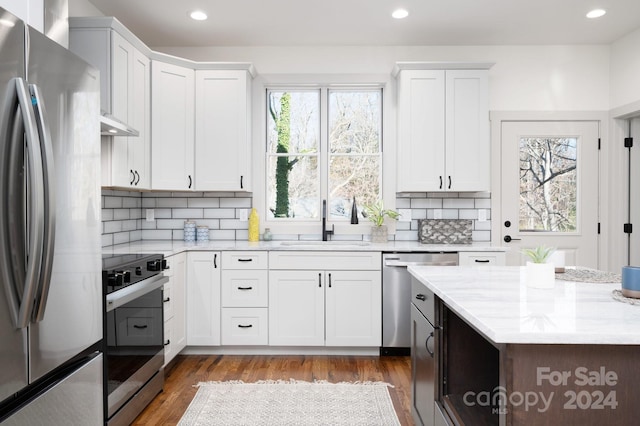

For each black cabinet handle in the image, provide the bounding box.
[240,175,244,189]
[214,253,218,268]
[237,286,253,290]
[134,170,140,185]
[415,294,426,301]
[426,332,434,357]
[318,273,322,288]
[164,297,171,303]
[474,259,490,263]
[328,273,332,288]
[188,175,192,189]
[133,325,148,329]
[238,324,253,328]
[130,169,135,185]
[439,176,443,189]
[164,339,171,346]
[238,258,253,262]
[448,176,452,189]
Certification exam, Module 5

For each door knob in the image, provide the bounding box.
[503,235,521,243]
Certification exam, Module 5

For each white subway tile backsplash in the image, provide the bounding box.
[443,198,475,209]
[101,190,492,247]
[220,198,252,208]
[173,208,203,219]
[188,198,221,208]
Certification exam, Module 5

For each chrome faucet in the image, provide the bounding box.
[322,200,334,241]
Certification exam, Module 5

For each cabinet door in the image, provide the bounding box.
[397,69,445,192]
[195,70,251,191]
[325,270,381,347]
[445,70,490,191]
[151,60,195,190]
[109,31,134,187]
[128,48,151,189]
[186,252,221,346]
[411,304,435,426]
[268,270,324,346]
[168,252,187,360]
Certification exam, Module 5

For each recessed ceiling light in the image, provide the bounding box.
[586,9,606,19]
[392,9,409,19]
[190,10,208,21]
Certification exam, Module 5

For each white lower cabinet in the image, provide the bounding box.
[221,308,268,345]
[268,251,381,347]
[186,251,221,346]
[163,252,186,366]
[220,251,268,345]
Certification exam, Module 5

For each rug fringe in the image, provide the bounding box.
[194,379,394,388]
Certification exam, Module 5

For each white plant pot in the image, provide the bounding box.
[370,225,388,243]
[525,262,555,289]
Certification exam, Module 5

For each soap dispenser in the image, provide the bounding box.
[248,208,260,242]
[350,197,359,224]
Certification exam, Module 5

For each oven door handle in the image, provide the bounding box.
[105,274,169,312]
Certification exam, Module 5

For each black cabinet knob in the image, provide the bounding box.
[504,220,511,227]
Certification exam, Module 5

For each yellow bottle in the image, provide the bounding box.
[248,208,260,242]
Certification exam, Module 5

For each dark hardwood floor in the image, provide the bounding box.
[132,354,413,425]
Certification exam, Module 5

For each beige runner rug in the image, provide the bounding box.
[178,379,401,426]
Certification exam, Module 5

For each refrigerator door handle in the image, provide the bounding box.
[29,84,56,322]
[10,77,46,329]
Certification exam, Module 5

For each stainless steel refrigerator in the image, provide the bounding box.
[0,7,103,424]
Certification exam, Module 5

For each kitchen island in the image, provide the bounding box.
[408,265,640,425]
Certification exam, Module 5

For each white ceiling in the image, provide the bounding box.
[85,0,640,47]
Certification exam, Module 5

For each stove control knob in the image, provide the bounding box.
[161,259,169,270]
[135,266,142,276]
[107,272,124,286]
[122,270,131,283]
[147,260,161,271]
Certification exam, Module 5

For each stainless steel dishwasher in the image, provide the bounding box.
[381,252,458,355]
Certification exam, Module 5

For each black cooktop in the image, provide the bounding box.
[102,253,166,294]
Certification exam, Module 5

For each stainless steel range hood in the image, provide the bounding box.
[100,113,139,137]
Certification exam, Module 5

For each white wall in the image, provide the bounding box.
[156,45,611,111]
[610,27,640,111]
[68,0,102,17]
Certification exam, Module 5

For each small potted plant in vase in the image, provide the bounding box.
[363,200,400,243]
[522,245,556,289]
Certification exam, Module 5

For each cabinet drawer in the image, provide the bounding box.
[411,278,435,324]
[269,251,381,271]
[458,252,505,266]
[222,251,268,269]
[115,307,163,346]
[221,270,268,307]
[221,308,268,345]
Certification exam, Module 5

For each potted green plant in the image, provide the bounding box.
[522,245,556,288]
[363,200,401,243]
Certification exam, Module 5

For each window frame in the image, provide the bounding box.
[252,74,397,238]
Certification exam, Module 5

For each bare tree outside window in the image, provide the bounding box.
[519,137,578,232]
[266,88,382,221]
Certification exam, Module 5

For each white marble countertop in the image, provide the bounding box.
[408,265,640,345]
[103,240,508,256]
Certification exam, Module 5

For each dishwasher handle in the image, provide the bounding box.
[384,260,458,267]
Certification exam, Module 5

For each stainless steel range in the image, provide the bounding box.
[102,253,169,426]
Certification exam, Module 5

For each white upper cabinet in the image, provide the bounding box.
[151,60,195,191]
[69,21,151,189]
[195,70,252,191]
[396,64,491,192]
